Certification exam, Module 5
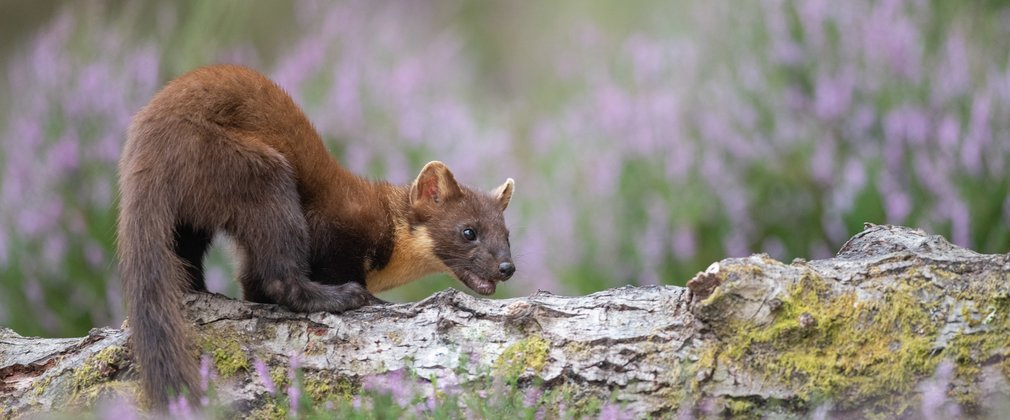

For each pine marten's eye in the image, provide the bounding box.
[462,228,477,241]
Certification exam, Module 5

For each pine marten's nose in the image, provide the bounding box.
[498,261,515,279]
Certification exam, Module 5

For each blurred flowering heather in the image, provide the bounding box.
[918,359,960,419]
[1,5,161,336]
[253,357,276,395]
[361,368,414,407]
[4,0,1010,336]
[523,0,1010,290]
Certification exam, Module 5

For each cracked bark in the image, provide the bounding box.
[2,224,1010,418]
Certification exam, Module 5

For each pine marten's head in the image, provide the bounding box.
[407,161,515,295]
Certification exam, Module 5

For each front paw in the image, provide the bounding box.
[327,282,379,312]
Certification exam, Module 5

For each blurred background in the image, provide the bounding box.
[2,0,1010,337]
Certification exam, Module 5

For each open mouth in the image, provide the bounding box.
[457,270,497,295]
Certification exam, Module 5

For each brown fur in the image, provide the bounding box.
[117,65,515,408]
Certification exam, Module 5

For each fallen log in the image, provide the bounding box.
[2,224,1008,418]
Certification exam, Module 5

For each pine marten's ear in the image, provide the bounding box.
[492,178,514,210]
[410,161,462,206]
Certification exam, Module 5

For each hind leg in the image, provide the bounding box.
[230,188,375,312]
[212,145,375,312]
[174,224,213,292]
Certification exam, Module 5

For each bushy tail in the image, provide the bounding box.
[117,181,199,408]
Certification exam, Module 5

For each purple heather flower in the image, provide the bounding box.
[84,242,105,269]
[595,83,631,135]
[963,94,992,176]
[327,62,363,133]
[676,404,696,420]
[936,115,960,154]
[168,393,193,420]
[199,354,216,406]
[288,352,302,382]
[671,226,697,261]
[204,266,229,295]
[42,234,68,268]
[96,394,140,420]
[762,0,804,66]
[104,282,126,327]
[798,0,829,50]
[288,385,301,417]
[723,230,751,259]
[848,105,877,143]
[879,172,911,223]
[30,11,73,88]
[411,395,438,416]
[46,131,81,176]
[523,386,543,408]
[3,0,1010,340]
[863,0,923,80]
[426,371,462,399]
[949,200,971,247]
[273,37,326,94]
[254,358,276,395]
[363,369,414,407]
[838,158,867,209]
[920,360,959,419]
[811,403,831,420]
[762,237,787,261]
[627,34,665,85]
[17,198,62,238]
[934,30,970,105]
[638,200,670,285]
[597,402,634,420]
[813,70,854,121]
[809,137,836,186]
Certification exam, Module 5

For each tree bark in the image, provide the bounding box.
[2,224,1009,418]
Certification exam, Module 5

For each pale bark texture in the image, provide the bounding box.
[2,224,1010,418]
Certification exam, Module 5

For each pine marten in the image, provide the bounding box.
[117,65,515,408]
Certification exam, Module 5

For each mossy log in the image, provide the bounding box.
[2,224,1010,418]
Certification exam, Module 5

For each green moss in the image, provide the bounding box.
[941,282,1010,407]
[705,271,942,413]
[692,345,718,392]
[248,400,287,420]
[69,380,138,407]
[726,398,756,416]
[692,266,1010,416]
[200,334,250,377]
[495,335,551,379]
[303,372,357,403]
[270,365,289,390]
[538,383,605,418]
[71,345,128,392]
[562,340,590,359]
[31,374,53,398]
[649,356,689,412]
